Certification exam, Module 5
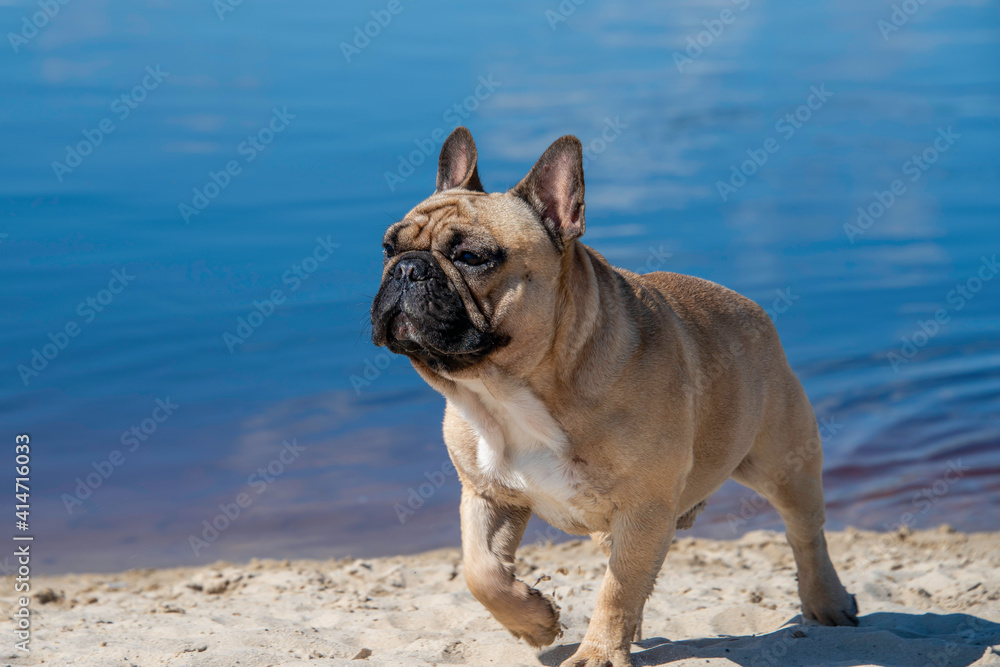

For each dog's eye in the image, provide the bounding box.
[455,250,486,266]
[382,243,395,259]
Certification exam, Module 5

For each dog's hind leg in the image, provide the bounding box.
[731,397,859,627]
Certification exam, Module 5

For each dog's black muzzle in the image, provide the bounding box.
[370,250,501,372]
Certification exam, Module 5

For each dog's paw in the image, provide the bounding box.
[803,589,859,627]
[507,587,562,648]
[558,644,632,667]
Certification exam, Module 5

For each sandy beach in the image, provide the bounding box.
[10,526,1000,667]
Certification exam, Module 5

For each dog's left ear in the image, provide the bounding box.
[436,127,485,193]
[511,135,585,246]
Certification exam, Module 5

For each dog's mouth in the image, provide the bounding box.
[379,307,500,373]
[383,311,433,357]
[382,307,501,371]
[391,312,417,345]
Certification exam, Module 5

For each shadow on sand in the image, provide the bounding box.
[540,612,1000,666]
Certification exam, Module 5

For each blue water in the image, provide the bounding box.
[1,0,998,574]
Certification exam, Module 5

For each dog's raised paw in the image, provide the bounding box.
[509,588,562,648]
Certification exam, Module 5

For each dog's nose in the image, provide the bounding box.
[393,256,430,282]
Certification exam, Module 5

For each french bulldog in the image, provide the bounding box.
[370,127,858,667]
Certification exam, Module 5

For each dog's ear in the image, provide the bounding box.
[510,135,585,246]
[436,127,485,193]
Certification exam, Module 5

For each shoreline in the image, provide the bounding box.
[12,527,1000,666]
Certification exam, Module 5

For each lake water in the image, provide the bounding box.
[1,0,997,574]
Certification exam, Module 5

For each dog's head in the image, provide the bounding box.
[370,127,587,376]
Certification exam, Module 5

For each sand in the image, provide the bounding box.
[8,527,1000,667]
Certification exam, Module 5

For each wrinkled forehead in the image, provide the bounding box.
[386,192,487,249]
[383,191,540,251]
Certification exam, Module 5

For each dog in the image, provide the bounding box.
[370,127,858,667]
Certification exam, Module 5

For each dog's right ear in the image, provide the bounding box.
[436,127,485,193]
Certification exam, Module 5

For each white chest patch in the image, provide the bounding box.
[451,379,586,532]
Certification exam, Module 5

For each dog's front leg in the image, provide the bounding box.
[460,486,562,647]
[562,506,675,667]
